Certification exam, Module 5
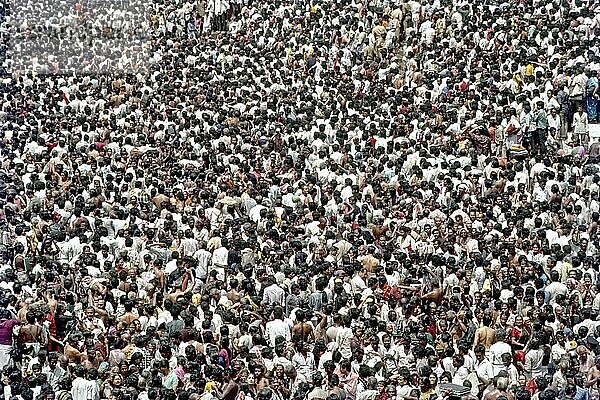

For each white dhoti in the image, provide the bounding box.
[0,344,13,371]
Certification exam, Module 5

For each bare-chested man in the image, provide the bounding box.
[421,280,443,305]
[88,278,108,310]
[474,315,497,350]
[586,357,600,391]
[119,300,139,324]
[64,334,86,364]
[292,309,314,342]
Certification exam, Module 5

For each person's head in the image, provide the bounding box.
[339,360,351,375]
[73,365,85,378]
[272,306,283,320]
[429,373,438,387]
[382,334,392,349]
[37,349,48,363]
[474,344,486,362]
[482,314,492,326]
[323,360,335,375]
[397,374,408,386]
[48,352,59,368]
[565,383,577,398]
[496,328,506,342]
[496,377,509,391]
[112,373,123,386]
[258,388,273,400]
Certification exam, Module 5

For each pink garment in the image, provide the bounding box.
[219,348,230,368]
[0,319,19,345]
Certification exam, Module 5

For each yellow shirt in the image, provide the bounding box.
[525,64,534,76]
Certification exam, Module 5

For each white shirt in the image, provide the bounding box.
[335,326,354,359]
[545,281,568,304]
[476,357,494,384]
[292,351,315,379]
[265,318,290,347]
[212,246,229,267]
[87,379,100,400]
[71,377,88,400]
[43,364,67,391]
[489,341,512,375]
[524,348,545,378]
[263,284,285,306]
[193,249,212,279]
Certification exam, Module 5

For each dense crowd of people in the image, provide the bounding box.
[1,0,600,399]
[7,0,151,75]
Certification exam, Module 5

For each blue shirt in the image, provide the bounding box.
[574,386,590,400]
